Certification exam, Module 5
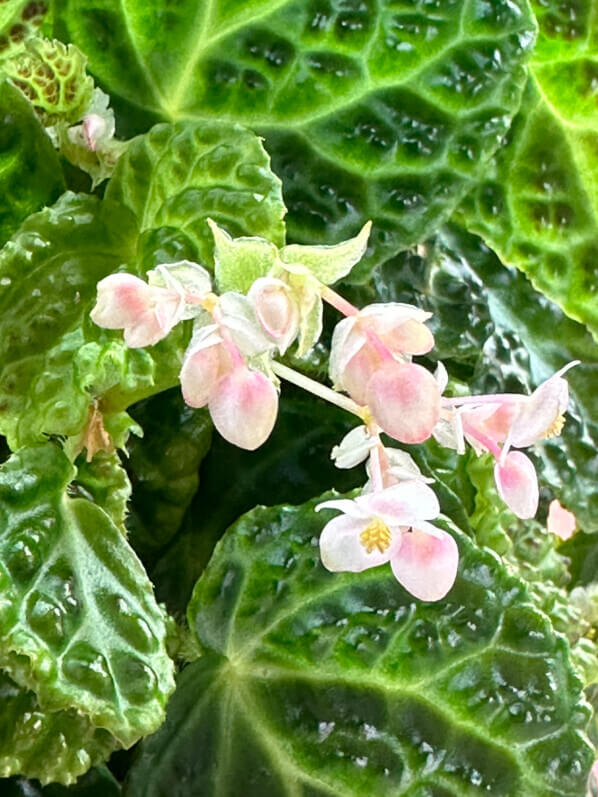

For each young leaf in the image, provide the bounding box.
[105,120,286,274]
[126,497,593,796]
[209,221,279,295]
[73,451,132,535]
[0,0,49,61]
[54,0,535,274]
[0,443,175,748]
[0,79,64,247]
[459,0,598,340]
[0,670,118,786]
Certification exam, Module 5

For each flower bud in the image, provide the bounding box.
[248,277,299,353]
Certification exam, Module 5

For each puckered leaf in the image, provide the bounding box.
[0,79,64,247]
[73,452,132,535]
[459,0,598,340]
[0,670,117,786]
[105,120,286,273]
[0,443,175,750]
[54,0,535,274]
[0,1,49,61]
[126,496,593,796]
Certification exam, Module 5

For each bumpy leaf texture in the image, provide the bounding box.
[126,496,593,796]
[54,0,536,272]
[459,0,598,340]
[0,444,175,782]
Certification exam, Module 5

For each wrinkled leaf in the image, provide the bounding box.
[0,0,49,60]
[0,79,64,247]
[73,452,132,535]
[459,0,598,339]
[55,0,535,273]
[106,120,286,273]
[126,496,593,796]
[0,444,175,749]
[3,764,120,796]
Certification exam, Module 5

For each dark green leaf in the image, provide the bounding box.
[126,497,592,796]
[0,79,64,247]
[54,0,535,273]
[3,764,119,795]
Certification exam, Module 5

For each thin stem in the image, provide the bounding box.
[368,444,384,492]
[272,361,364,418]
[442,394,523,407]
[321,286,360,317]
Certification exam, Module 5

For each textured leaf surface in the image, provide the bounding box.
[0,79,64,247]
[55,0,535,272]
[126,391,212,555]
[73,452,132,535]
[0,670,117,785]
[149,394,363,613]
[0,0,49,57]
[0,192,184,448]
[459,0,598,338]
[0,444,175,748]
[126,497,592,796]
[105,119,286,272]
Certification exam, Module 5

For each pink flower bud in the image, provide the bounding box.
[390,523,459,602]
[180,334,228,408]
[91,273,183,347]
[208,364,278,450]
[547,499,576,540]
[248,277,299,353]
[366,361,441,444]
[494,451,539,519]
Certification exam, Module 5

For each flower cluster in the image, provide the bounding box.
[90,220,578,603]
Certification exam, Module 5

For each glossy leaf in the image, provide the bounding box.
[459,0,598,339]
[0,192,184,449]
[126,390,212,555]
[0,670,117,786]
[0,443,175,749]
[73,452,132,535]
[0,79,64,247]
[149,393,363,614]
[55,0,535,273]
[105,120,286,273]
[126,496,593,796]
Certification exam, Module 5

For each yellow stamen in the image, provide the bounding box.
[544,413,565,439]
[200,292,220,314]
[360,517,392,554]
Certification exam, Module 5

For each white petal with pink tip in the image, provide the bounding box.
[390,522,458,601]
[494,451,539,519]
[319,514,395,572]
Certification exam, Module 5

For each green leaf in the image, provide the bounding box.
[0,79,64,247]
[0,192,184,448]
[126,496,593,796]
[0,670,117,786]
[73,452,132,534]
[54,0,535,273]
[0,443,175,748]
[210,220,278,294]
[126,390,212,555]
[280,221,371,285]
[105,120,286,273]
[0,1,50,60]
[149,393,363,614]
[459,0,598,339]
[2,38,93,125]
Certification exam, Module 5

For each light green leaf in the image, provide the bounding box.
[105,120,286,274]
[0,192,185,449]
[126,496,592,796]
[281,221,371,285]
[0,79,64,247]
[73,452,132,535]
[54,0,535,274]
[2,38,93,125]
[0,443,175,749]
[209,220,279,294]
[0,1,49,62]
[459,0,598,339]
[0,670,117,786]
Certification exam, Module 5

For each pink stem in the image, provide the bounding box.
[368,443,385,492]
[442,394,522,407]
[321,286,360,317]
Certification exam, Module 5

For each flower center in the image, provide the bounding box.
[360,517,392,554]
[544,413,565,439]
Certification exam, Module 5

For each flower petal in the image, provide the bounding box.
[209,365,278,450]
[248,277,299,353]
[316,497,371,519]
[547,499,576,540]
[390,523,459,601]
[509,375,569,448]
[329,316,361,389]
[180,341,224,408]
[91,274,153,330]
[319,514,395,572]
[331,426,374,469]
[366,361,441,444]
[356,481,440,524]
[494,450,539,519]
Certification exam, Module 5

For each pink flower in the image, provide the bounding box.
[547,499,576,540]
[329,303,440,444]
[91,273,184,347]
[435,362,579,519]
[316,482,458,601]
[248,277,299,354]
